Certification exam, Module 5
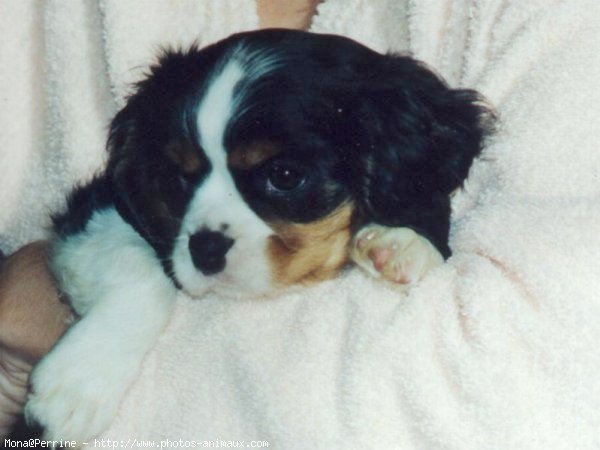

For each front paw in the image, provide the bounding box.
[25,344,135,444]
[350,225,444,286]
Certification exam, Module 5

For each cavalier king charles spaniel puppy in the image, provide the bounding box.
[26,29,492,441]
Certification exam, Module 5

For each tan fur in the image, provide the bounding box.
[267,203,354,287]
[228,141,281,170]
[165,139,204,174]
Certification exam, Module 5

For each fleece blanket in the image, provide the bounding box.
[2,0,600,448]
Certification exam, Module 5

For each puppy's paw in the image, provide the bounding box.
[25,342,135,444]
[350,225,444,286]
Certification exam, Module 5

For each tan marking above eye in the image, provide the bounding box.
[165,139,203,174]
[228,141,281,170]
[267,203,355,287]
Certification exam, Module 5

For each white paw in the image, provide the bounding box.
[25,340,136,444]
[350,225,444,286]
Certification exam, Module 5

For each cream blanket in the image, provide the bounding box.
[2,0,600,448]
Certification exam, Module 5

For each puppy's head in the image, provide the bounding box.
[107,29,492,297]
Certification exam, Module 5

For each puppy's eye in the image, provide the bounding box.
[266,163,306,192]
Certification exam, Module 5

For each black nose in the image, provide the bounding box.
[188,229,235,275]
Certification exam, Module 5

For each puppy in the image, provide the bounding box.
[25,29,492,441]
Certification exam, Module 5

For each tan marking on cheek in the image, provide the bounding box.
[267,203,354,287]
[228,141,281,170]
[165,139,203,174]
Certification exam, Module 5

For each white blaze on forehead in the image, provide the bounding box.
[197,59,244,160]
[190,58,246,231]
[171,55,275,297]
[196,46,283,154]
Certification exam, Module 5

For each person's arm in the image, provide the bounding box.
[0,242,71,436]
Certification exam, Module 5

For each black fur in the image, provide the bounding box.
[54,29,493,275]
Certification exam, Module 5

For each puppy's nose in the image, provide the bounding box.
[188,229,235,275]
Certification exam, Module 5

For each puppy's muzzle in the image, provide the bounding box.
[188,229,235,275]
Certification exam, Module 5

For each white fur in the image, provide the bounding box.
[26,208,176,442]
[172,57,275,298]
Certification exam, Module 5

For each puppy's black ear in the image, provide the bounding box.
[105,49,210,263]
[106,104,178,258]
[344,55,494,256]
[106,105,152,240]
